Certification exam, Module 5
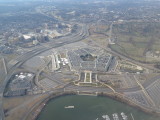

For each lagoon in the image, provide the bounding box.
[37,95,159,120]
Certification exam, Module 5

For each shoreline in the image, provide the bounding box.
[98,92,160,117]
[26,91,160,120]
[25,91,77,120]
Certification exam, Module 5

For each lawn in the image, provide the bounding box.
[85,73,91,83]
[110,21,160,62]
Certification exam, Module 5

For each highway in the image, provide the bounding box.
[8,24,89,69]
[106,48,160,72]
[1,22,160,120]
[95,19,160,72]
[0,24,89,120]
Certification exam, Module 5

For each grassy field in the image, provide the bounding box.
[83,24,110,48]
[85,73,90,83]
[0,58,6,84]
[110,22,160,63]
[3,94,49,120]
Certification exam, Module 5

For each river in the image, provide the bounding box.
[37,95,159,120]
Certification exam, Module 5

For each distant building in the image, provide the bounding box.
[33,40,39,45]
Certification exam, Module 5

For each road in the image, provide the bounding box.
[92,38,160,72]
[65,85,113,93]
[106,48,160,72]
[0,24,89,120]
[95,20,160,72]
[1,22,160,120]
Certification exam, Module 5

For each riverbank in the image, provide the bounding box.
[98,92,160,117]
[25,91,76,120]
[26,91,160,120]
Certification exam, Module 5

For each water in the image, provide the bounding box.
[37,95,160,120]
